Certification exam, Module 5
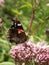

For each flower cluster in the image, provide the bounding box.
[34,41,49,65]
[10,41,34,62]
[10,41,49,65]
[0,0,5,7]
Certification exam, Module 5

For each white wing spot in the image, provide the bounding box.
[18,24,21,26]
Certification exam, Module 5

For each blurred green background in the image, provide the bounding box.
[0,0,49,65]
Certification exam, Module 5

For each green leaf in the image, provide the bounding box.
[38,18,44,23]
[0,54,4,62]
[0,62,15,65]
[20,5,28,9]
[0,39,8,44]
[26,2,32,8]
[22,0,32,8]
[12,9,22,15]
[35,36,42,41]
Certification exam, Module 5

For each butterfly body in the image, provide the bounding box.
[8,18,27,44]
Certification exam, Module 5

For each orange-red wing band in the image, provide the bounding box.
[18,29,24,34]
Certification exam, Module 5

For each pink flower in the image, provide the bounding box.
[34,41,49,65]
[10,42,34,62]
[0,0,5,7]
[37,41,47,48]
[10,41,49,65]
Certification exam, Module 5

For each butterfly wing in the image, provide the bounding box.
[8,20,27,44]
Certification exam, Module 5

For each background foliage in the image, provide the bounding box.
[0,0,49,65]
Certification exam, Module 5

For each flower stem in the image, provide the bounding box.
[28,0,36,35]
[20,63,22,65]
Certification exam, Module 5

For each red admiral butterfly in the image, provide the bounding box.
[8,17,27,44]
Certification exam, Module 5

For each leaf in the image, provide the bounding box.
[12,9,22,15]
[21,0,32,8]
[0,62,15,65]
[35,36,42,41]
[26,2,32,8]
[38,18,44,23]
[0,54,4,62]
[0,38,8,44]
[20,5,28,9]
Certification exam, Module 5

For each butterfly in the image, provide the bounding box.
[7,17,27,44]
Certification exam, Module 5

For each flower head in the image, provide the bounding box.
[10,42,34,62]
[34,41,49,65]
[0,0,5,7]
[10,41,49,65]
